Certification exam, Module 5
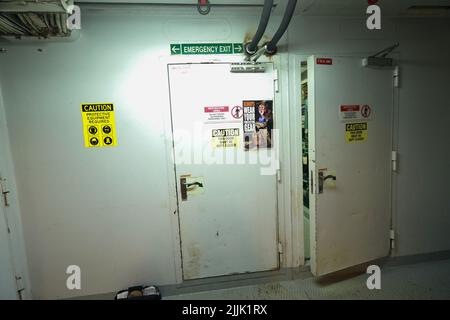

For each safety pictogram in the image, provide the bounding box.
[231,106,243,119]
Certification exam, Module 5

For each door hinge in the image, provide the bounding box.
[278,242,283,254]
[391,151,398,172]
[15,275,25,300]
[390,229,395,250]
[393,66,400,88]
[273,69,279,93]
[1,176,11,207]
[276,168,281,183]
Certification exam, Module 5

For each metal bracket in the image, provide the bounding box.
[278,242,283,254]
[0,177,10,207]
[390,229,396,250]
[392,151,398,172]
[230,63,266,73]
[180,177,187,201]
[393,66,400,88]
[15,275,25,300]
[362,43,399,68]
[273,68,279,93]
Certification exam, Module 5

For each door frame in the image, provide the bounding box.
[160,53,297,284]
[0,94,31,299]
[0,198,17,299]
[289,53,399,269]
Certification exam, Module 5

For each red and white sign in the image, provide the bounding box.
[231,106,243,119]
[203,106,243,123]
[339,104,373,121]
[204,106,229,113]
[316,58,333,65]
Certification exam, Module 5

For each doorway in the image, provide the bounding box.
[300,61,310,261]
[168,62,280,280]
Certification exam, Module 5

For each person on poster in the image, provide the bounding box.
[254,101,273,148]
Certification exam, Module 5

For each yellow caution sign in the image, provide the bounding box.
[345,122,368,143]
[211,128,240,148]
[81,103,117,148]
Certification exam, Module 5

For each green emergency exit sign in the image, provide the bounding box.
[170,43,244,55]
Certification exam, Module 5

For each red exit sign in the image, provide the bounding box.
[316,58,333,65]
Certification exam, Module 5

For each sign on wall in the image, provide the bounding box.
[81,103,117,148]
[170,43,244,55]
[316,58,333,65]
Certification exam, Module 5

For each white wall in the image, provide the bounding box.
[1,5,449,299]
[0,6,285,299]
[288,16,450,257]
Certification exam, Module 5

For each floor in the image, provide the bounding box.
[164,259,450,300]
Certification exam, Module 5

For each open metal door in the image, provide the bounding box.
[168,62,279,280]
[308,55,393,276]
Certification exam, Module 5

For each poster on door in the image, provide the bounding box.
[243,100,273,151]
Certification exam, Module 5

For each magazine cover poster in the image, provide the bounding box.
[243,100,274,151]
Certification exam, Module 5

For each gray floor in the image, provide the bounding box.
[164,259,450,300]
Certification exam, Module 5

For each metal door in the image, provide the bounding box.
[308,56,393,276]
[168,63,279,280]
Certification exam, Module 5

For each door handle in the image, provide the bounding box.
[318,171,336,194]
[183,182,203,189]
[180,178,204,201]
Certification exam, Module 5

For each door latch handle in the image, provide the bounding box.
[183,182,203,189]
[2,190,10,207]
[318,171,336,194]
[180,177,188,201]
[180,179,204,201]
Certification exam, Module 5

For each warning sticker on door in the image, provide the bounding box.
[345,122,368,143]
[231,106,244,119]
[204,106,229,123]
[211,128,240,148]
[81,103,117,148]
[339,105,372,121]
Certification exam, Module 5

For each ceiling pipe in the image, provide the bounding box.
[244,0,273,56]
[265,0,297,54]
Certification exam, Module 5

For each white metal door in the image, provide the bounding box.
[0,194,17,299]
[308,56,393,276]
[168,63,279,280]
